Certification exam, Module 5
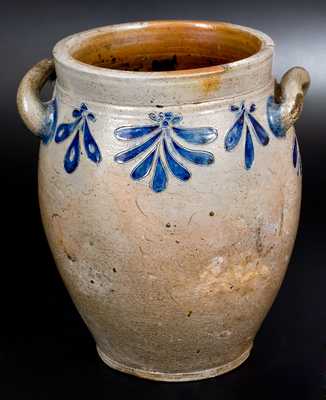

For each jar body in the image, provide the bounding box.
[38,77,301,380]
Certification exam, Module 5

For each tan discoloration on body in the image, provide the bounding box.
[198,253,270,293]
[201,74,221,95]
[51,212,79,263]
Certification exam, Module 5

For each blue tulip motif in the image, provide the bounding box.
[40,98,58,145]
[224,102,269,170]
[292,135,302,176]
[55,103,102,173]
[267,96,303,175]
[114,112,218,192]
[266,96,286,138]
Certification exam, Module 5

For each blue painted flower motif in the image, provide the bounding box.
[268,96,303,174]
[114,112,218,192]
[292,135,302,176]
[55,103,102,173]
[224,102,269,170]
[266,95,287,138]
[41,98,58,145]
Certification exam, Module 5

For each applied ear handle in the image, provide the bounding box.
[17,58,55,136]
[267,67,310,137]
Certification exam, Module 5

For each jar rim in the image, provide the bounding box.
[53,21,274,106]
[54,20,274,78]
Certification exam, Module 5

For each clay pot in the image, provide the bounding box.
[17,21,310,381]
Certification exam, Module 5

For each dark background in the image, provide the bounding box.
[1,0,325,399]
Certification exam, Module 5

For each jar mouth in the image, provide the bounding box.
[54,20,274,78]
[70,21,262,73]
[53,21,274,106]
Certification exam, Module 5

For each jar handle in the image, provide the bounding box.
[17,58,56,136]
[267,67,310,137]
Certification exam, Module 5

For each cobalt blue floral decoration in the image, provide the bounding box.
[292,135,302,176]
[40,98,58,145]
[224,102,269,170]
[114,112,218,192]
[266,96,286,138]
[55,103,102,173]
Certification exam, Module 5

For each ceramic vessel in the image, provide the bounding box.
[17,21,310,381]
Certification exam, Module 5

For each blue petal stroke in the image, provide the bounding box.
[83,119,102,164]
[115,125,160,140]
[172,115,183,124]
[250,104,256,112]
[151,156,168,193]
[244,127,254,170]
[55,117,82,143]
[267,96,286,137]
[224,111,245,151]
[230,105,239,112]
[293,136,298,168]
[64,132,80,173]
[171,138,215,165]
[247,113,269,146]
[114,131,161,163]
[72,109,81,118]
[173,126,217,144]
[131,149,156,180]
[163,139,191,181]
[41,98,58,145]
[87,113,96,122]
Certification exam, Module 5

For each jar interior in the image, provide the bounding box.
[72,22,262,72]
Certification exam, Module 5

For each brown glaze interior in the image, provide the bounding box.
[72,22,262,72]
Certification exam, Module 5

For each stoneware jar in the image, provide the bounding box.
[17,21,310,381]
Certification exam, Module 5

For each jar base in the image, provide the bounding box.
[96,343,253,382]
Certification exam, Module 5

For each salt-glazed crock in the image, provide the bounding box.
[17,21,310,381]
